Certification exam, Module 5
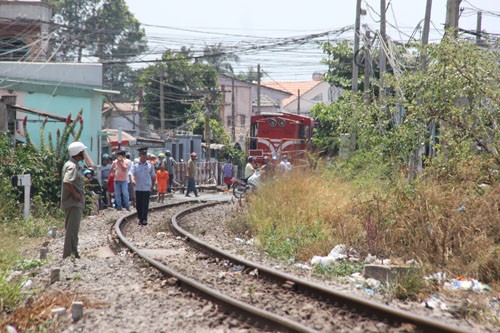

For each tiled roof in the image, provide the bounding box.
[260,81,322,106]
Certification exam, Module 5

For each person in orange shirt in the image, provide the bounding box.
[156,162,170,203]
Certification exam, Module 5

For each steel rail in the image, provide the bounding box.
[171,202,471,333]
[114,201,318,333]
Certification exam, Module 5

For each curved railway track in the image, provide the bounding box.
[113,200,470,333]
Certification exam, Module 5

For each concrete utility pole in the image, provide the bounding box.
[476,11,482,45]
[379,0,387,105]
[363,28,371,105]
[231,77,236,141]
[422,0,432,48]
[297,90,301,115]
[352,0,362,93]
[379,0,387,77]
[256,64,261,115]
[445,0,462,37]
[160,68,165,131]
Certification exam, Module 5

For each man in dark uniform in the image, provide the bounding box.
[131,148,156,225]
[61,141,87,259]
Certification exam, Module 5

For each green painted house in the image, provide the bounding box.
[0,62,118,164]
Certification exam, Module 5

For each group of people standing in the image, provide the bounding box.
[60,143,181,259]
[243,154,292,181]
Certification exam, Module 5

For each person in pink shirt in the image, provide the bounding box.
[111,150,131,211]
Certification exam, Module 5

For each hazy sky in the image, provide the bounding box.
[124,0,500,80]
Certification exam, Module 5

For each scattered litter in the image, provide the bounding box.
[328,244,347,260]
[365,254,377,264]
[310,244,348,267]
[364,288,376,295]
[234,237,245,243]
[249,269,259,276]
[455,205,465,212]
[422,295,448,311]
[5,325,17,333]
[425,272,447,284]
[230,265,245,273]
[294,263,312,270]
[365,278,381,290]
[405,259,419,266]
[288,258,296,264]
[246,238,255,245]
[373,258,391,265]
[21,279,32,289]
[444,278,492,293]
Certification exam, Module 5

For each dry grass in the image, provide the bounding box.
[0,290,107,332]
[245,158,499,284]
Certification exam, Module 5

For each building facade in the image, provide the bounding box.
[0,62,114,164]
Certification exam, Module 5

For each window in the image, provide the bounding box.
[172,145,177,160]
[0,37,28,61]
[178,144,183,162]
[227,116,234,127]
[239,115,246,126]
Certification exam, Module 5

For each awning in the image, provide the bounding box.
[102,128,137,147]
[202,143,225,150]
[135,136,164,148]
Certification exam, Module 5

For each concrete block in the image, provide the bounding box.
[50,267,60,284]
[363,264,416,283]
[40,247,48,260]
[51,307,66,317]
[72,301,84,322]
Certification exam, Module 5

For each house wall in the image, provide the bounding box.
[17,92,102,164]
[282,82,343,116]
[220,83,252,145]
[106,112,144,139]
[0,62,106,164]
[0,1,52,60]
[219,75,291,151]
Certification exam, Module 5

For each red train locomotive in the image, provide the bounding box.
[247,112,314,165]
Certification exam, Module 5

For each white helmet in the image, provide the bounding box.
[68,141,87,157]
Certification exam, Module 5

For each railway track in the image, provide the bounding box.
[113,200,470,333]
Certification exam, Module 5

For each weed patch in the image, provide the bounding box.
[313,261,364,278]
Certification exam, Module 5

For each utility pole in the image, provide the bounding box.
[256,64,261,115]
[379,0,387,77]
[363,28,371,105]
[204,96,211,161]
[297,90,301,115]
[160,67,165,131]
[424,0,435,161]
[379,0,387,104]
[422,0,432,48]
[231,77,236,142]
[476,11,482,45]
[445,0,461,37]
[352,0,362,93]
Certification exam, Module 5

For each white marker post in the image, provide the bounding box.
[17,174,31,219]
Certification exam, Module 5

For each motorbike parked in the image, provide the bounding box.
[231,170,260,199]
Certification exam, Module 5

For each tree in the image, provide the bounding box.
[313,37,500,176]
[49,0,147,100]
[237,66,261,82]
[320,41,361,90]
[139,50,219,130]
[190,117,229,144]
[202,43,239,75]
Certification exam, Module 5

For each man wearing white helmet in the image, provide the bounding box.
[61,141,87,259]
